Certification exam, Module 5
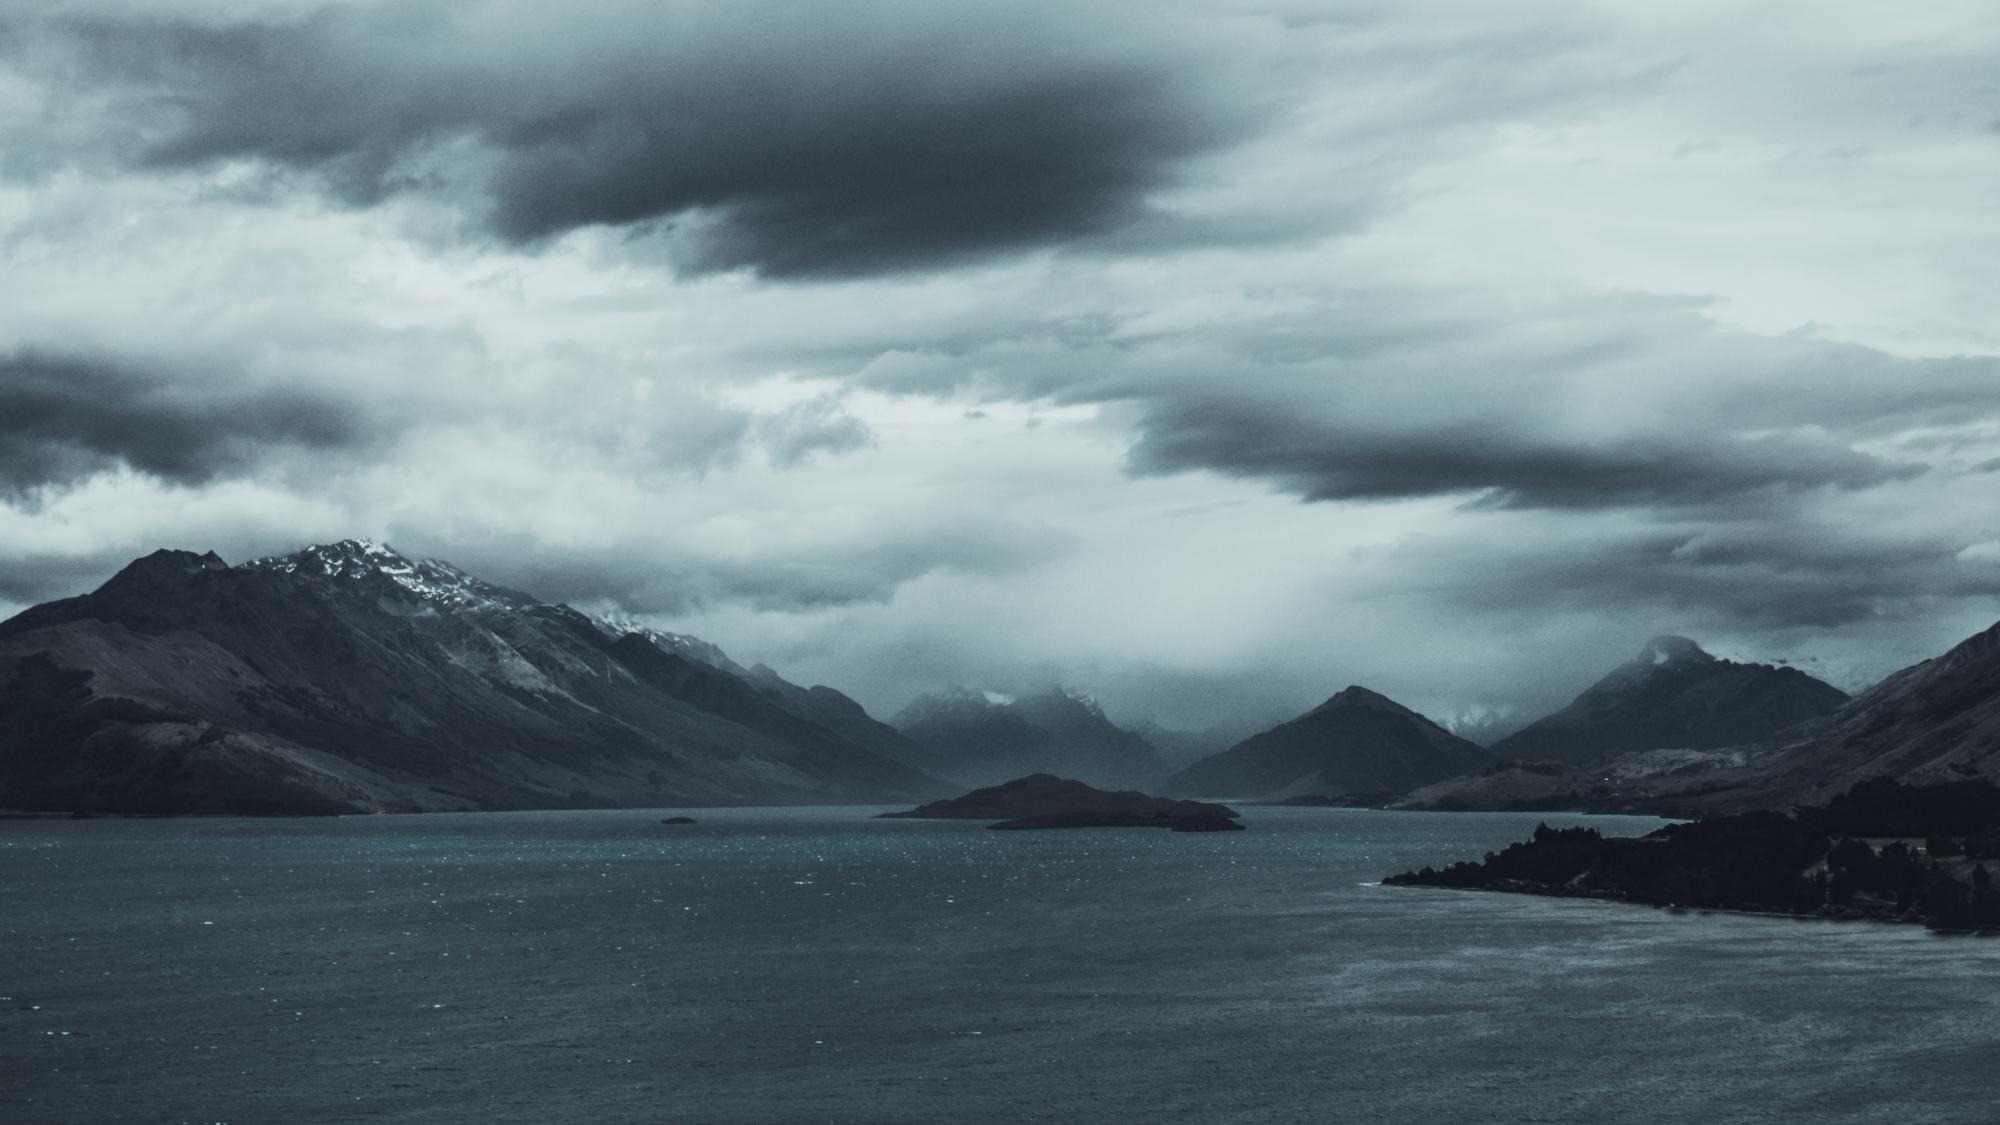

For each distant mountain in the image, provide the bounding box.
[1437,705,1529,748]
[893,687,1168,790]
[1129,719,1247,771]
[0,540,947,814]
[1490,636,1847,765]
[1165,686,1493,800]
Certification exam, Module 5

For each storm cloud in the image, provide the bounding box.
[22,0,1247,277]
[1125,402,1919,510]
[0,352,366,493]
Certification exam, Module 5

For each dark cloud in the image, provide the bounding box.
[28,1,1245,277]
[0,352,367,492]
[1125,401,1918,510]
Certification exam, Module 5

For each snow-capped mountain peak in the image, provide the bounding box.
[244,539,527,613]
[249,537,409,580]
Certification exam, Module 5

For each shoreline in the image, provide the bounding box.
[1390,880,1977,932]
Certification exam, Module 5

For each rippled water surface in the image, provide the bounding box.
[6,806,1998,1123]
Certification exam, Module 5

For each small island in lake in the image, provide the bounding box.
[880,773,1245,831]
[1386,778,2000,933]
[1255,792,1400,809]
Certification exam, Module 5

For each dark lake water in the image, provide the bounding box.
[5,806,1998,1123]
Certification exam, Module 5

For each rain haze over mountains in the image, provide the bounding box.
[3,0,2000,742]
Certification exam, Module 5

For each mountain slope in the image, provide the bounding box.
[1165,686,1493,799]
[1739,619,2000,806]
[1490,636,1848,765]
[894,687,1168,790]
[0,540,946,814]
[741,663,946,775]
[595,612,941,773]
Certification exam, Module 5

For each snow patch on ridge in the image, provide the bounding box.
[244,539,528,614]
[587,610,746,675]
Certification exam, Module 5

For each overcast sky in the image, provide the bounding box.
[4,0,1999,734]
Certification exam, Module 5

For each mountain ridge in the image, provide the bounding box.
[0,540,947,814]
[1401,623,2000,815]
[14,543,2000,820]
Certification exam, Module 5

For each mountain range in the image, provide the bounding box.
[0,540,944,814]
[892,686,1168,790]
[7,540,2000,818]
[1402,626,2000,814]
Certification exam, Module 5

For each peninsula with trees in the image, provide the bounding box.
[1386,778,2000,933]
